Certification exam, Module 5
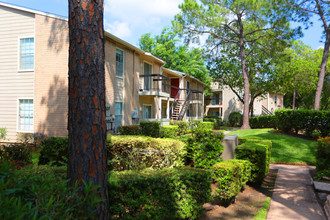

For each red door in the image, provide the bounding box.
[171,78,179,98]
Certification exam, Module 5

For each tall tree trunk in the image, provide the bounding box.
[292,87,296,109]
[238,14,251,129]
[68,0,109,219]
[249,97,255,118]
[314,31,330,110]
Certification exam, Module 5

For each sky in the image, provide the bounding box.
[0,0,325,50]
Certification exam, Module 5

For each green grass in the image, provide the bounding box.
[253,197,271,220]
[228,128,317,165]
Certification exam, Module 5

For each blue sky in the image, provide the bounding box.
[1,0,325,50]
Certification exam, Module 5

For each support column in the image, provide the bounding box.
[166,98,170,119]
[155,96,158,119]
[202,93,205,117]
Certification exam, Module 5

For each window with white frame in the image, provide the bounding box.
[143,62,152,91]
[115,102,123,131]
[116,49,124,77]
[19,38,34,70]
[18,99,33,131]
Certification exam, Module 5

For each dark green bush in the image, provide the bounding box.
[160,125,179,138]
[250,115,277,129]
[109,135,186,171]
[140,121,161,137]
[235,138,272,183]
[204,116,223,129]
[186,125,224,168]
[275,109,330,137]
[109,168,211,219]
[170,121,190,135]
[316,136,330,178]
[228,111,242,127]
[0,143,32,165]
[38,137,68,166]
[212,159,252,203]
[0,162,100,219]
[117,125,140,135]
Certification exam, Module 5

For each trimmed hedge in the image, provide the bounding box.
[316,136,330,177]
[275,109,330,137]
[0,143,32,165]
[39,137,68,166]
[117,125,140,135]
[235,138,272,183]
[160,125,179,138]
[109,168,211,219]
[170,121,189,135]
[140,121,161,137]
[229,111,242,127]
[109,135,186,171]
[212,159,252,203]
[250,115,277,129]
[204,116,223,129]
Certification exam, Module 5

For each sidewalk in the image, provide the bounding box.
[267,164,325,220]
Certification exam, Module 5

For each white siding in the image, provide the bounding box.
[0,6,35,141]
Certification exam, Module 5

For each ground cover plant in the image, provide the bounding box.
[228,128,317,164]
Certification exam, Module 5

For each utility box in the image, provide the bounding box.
[132,110,139,119]
[221,135,238,161]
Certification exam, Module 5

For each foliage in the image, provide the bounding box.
[186,125,224,168]
[160,125,179,138]
[140,121,161,138]
[0,128,7,140]
[0,143,32,166]
[109,135,186,171]
[204,116,223,129]
[250,115,277,129]
[170,121,190,135]
[117,125,140,135]
[0,163,101,219]
[109,168,211,219]
[253,197,271,220]
[228,111,243,127]
[139,28,210,84]
[235,138,272,183]
[275,109,330,137]
[316,137,330,178]
[212,159,252,204]
[38,137,69,166]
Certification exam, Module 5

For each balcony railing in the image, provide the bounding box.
[139,74,171,94]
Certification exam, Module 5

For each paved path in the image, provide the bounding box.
[267,164,325,220]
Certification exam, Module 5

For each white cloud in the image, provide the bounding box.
[106,21,132,38]
[317,45,324,50]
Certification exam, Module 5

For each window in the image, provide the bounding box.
[274,95,278,104]
[115,102,123,131]
[19,38,34,70]
[18,99,33,131]
[116,49,124,77]
[144,63,152,91]
[143,105,152,119]
[211,111,220,117]
[212,93,222,105]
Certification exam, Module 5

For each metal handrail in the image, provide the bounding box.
[178,90,191,120]
[169,90,181,117]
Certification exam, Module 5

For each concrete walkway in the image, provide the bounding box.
[267,164,325,220]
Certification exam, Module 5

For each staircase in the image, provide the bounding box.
[171,101,182,121]
[262,105,273,115]
[170,89,192,121]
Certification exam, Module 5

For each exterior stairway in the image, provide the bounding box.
[171,102,182,121]
[262,105,273,115]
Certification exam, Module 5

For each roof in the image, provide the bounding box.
[163,68,206,86]
[0,1,165,64]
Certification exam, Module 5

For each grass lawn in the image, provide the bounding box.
[228,128,317,165]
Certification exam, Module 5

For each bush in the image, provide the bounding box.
[160,125,179,138]
[109,135,186,171]
[204,116,223,129]
[228,111,242,127]
[117,125,140,135]
[250,115,277,129]
[140,121,161,137]
[194,121,215,130]
[170,121,190,135]
[38,137,69,166]
[235,138,272,183]
[0,143,32,166]
[212,159,252,203]
[316,136,330,178]
[109,168,211,219]
[0,128,7,140]
[186,125,224,168]
[0,162,100,219]
[275,109,330,137]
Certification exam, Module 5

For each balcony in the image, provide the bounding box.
[139,74,171,97]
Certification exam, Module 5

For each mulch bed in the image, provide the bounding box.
[199,169,278,220]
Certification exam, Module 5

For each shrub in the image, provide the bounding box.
[0,128,7,140]
[0,143,32,166]
[235,138,272,183]
[0,162,100,219]
[117,125,140,135]
[212,159,252,203]
[160,125,179,138]
[109,168,211,219]
[38,137,69,166]
[228,111,242,127]
[169,121,190,135]
[204,116,223,129]
[140,121,161,137]
[316,136,330,178]
[186,125,224,168]
[109,135,186,171]
[250,115,277,129]
[275,109,330,137]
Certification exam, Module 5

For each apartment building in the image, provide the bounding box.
[205,82,283,120]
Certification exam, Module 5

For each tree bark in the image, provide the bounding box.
[249,96,256,117]
[293,87,296,109]
[68,0,109,219]
[314,30,330,110]
[238,14,251,129]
